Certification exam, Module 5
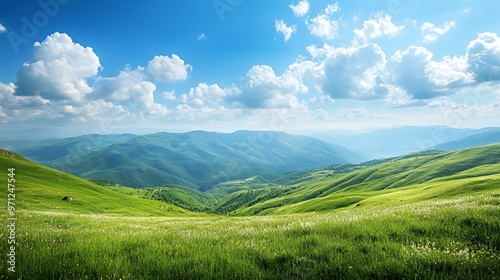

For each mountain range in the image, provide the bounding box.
[314,126,500,159]
[10,130,366,189]
[2,142,499,215]
[5,126,500,190]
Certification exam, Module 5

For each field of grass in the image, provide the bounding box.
[1,192,498,279]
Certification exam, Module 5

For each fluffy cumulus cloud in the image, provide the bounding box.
[15,32,101,102]
[275,20,296,42]
[304,33,500,106]
[384,32,500,106]
[466,32,500,82]
[306,3,341,40]
[385,46,477,107]
[232,65,305,108]
[181,83,239,106]
[1,32,197,127]
[420,21,456,43]
[289,0,309,18]
[309,43,388,100]
[427,55,474,87]
[92,67,168,116]
[353,13,404,45]
[146,54,191,82]
[0,81,64,124]
[0,23,6,33]
[388,46,449,101]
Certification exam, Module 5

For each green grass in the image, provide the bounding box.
[1,192,498,279]
[0,149,197,217]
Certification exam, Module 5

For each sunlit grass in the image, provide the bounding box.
[1,191,498,279]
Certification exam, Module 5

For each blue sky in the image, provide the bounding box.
[0,0,499,137]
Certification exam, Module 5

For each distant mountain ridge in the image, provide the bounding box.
[434,129,500,151]
[315,126,500,159]
[9,130,366,190]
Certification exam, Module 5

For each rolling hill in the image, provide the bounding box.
[211,144,500,215]
[0,148,195,216]
[13,130,366,190]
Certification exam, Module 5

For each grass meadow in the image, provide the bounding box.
[1,191,499,279]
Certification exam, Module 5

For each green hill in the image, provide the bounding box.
[27,130,366,190]
[0,149,195,216]
[224,144,500,215]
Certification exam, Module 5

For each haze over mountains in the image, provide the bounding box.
[314,126,500,159]
[4,126,500,190]
[10,130,365,189]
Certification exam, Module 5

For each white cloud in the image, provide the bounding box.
[384,33,500,106]
[92,67,168,116]
[0,23,6,33]
[466,32,500,82]
[307,14,339,40]
[318,43,388,100]
[325,3,340,15]
[353,13,404,45]
[420,21,456,43]
[146,54,191,82]
[289,0,310,18]
[163,90,177,101]
[0,82,50,111]
[232,65,305,108]
[275,20,296,42]
[198,33,207,40]
[15,32,101,102]
[427,55,474,86]
[387,46,475,105]
[388,46,443,100]
[183,83,239,106]
[305,3,341,40]
[60,99,129,123]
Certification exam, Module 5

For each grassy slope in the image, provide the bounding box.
[232,144,500,215]
[3,191,499,279]
[0,149,197,217]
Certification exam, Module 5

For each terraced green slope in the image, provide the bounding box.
[0,149,197,216]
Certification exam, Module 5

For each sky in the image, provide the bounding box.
[0,0,500,138]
